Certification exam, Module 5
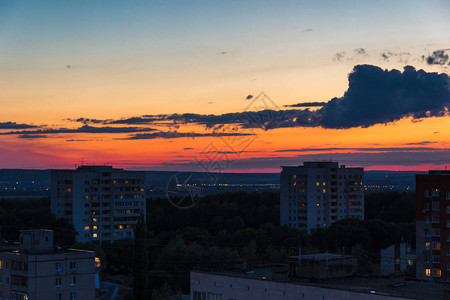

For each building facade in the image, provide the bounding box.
[0,230,95,300]
[280,161,364,231]
[416,170,450,281]
[51,166,146,243]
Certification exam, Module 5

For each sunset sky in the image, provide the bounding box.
[1,0,449,171]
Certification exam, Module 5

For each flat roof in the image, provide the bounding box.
[288,253,355,261]
[193,269,450,300]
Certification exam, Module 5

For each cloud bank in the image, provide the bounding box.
[73,64,450,130]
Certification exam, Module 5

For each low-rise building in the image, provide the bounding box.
[0,229,95,300]
[380,243,416,276]
[191,268,450,300]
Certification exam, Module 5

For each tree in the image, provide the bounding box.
[133,215,150,300]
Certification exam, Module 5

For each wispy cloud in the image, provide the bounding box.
[122,131,255,140]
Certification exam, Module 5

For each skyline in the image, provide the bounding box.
[1,1,449,171]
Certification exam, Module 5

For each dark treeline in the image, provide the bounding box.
[0,197,76,246]
[0,191,416,299]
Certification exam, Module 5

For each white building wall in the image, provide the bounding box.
[191,272,411,300]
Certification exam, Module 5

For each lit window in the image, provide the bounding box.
[84,226,89,230]
[432,242,441,250]
[432,269,441,277]
[322,189,326,193]
[119,225,124,229]
[0,259,2,269]
[425,268,431,276]
[425,242,431,249]
[92,226,98,230]
[92,218,98,222]
[316,203,320,207]
[322,182,326,186]
[316,182,320,187]
[93,233,98,238]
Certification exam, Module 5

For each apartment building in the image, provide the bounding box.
[280,161,364,231]
[0,229,95,300]
[51,165,146,243]
[416,170,450,281]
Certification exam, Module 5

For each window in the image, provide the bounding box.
[69,262,77,270]
[70,292,76,300]
[432,215,440,223]
[433,255,441,263]
[424,190,430,197]
[447,219,450,228]
[447,192,450,200]
[447,206,450,214]
[425,228,430,236]
[0,275,2,284]
[424,203,430,210]
[432,189,440,196]
[93,233,98,238]
[432,228,441,236]
[55,277,61,287]
[432,269,442,277]
[425,268,431,276]
[55,262,62,272]
[56,293,62,300]
[70,276,77,285]
[84,226,89,230]
[432,202,440,210]
[0,259,2,269]
[432,242,441,250]
[425,242,431,249]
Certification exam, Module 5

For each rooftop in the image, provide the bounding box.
[195,268,450,300]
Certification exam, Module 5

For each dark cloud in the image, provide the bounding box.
[404,141,436,146]
[18,134,48,139]
[123,131,255,140]
[0,122,39,129]
[354,48,367,55]
[246,95,254,100]
[380,51,410,63]
[0,125,156,136]
[302,28,313,33]
[284,102,326,108]
[275,146,446,153]
[319,65,450,128]
[333,51,346,61]
[423,49,450,65]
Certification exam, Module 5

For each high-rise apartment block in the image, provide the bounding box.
[0,229,95,300]
[416,170,450,281]
[51,166,146,243]
[280,161,364,231]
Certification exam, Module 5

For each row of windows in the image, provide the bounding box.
[424,189,450,199]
